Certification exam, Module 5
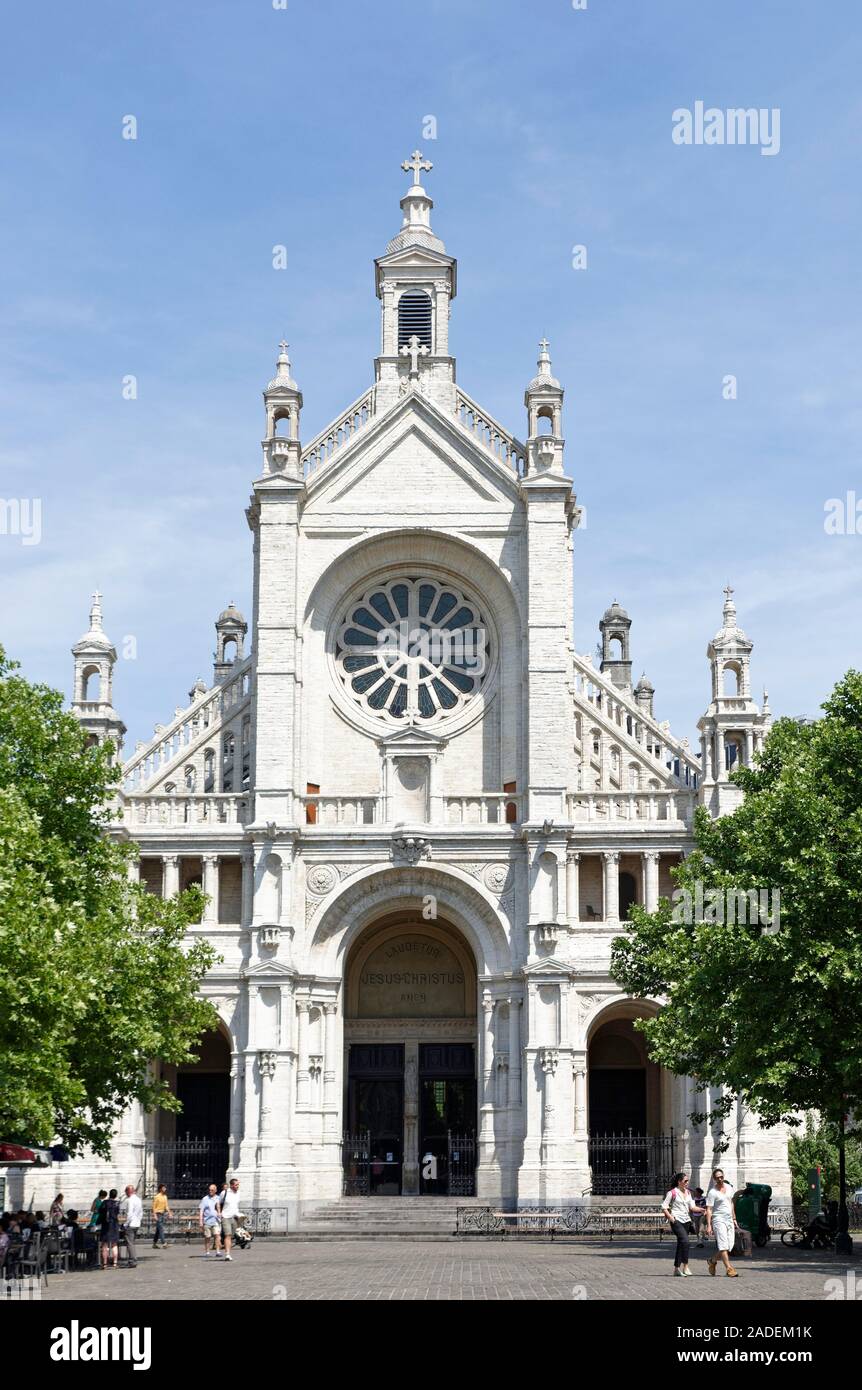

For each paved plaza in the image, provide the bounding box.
[38,1238,860,1301]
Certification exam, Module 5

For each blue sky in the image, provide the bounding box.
[1,0,860,750]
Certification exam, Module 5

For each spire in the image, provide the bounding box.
[527,338,562,391]
[89,590,103,632]
[265,340,299,395]
[386,149,445,254]
[722,583,737,629]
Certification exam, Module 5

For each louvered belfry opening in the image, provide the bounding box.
[397,290,433,351]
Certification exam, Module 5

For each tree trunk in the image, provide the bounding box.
[835,1107,853,1256]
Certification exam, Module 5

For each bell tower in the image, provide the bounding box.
[599,600,633,691]
[374,151,457,414]
[698,587,771,815]
[71,592,126,755]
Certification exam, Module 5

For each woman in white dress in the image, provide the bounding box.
[705,1166,740,1276]
[661,1171,698,1276]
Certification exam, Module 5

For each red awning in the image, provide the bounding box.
[0,1142,40,1165]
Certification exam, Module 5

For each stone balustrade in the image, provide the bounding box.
[301,388,376,475]
[122,794,251,827]
[567,790,696,827]
[454,389,527,474]
[123,663,252,793]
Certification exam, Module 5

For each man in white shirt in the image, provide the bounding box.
[218,1178,243,1262]
[122,1184,143,1268]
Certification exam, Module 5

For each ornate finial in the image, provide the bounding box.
[401,149,432,187]
[722,584,736,627]
[762,687,771,715]
[90,590,103,630]
[278,339,288,357]
[537,337,552,374]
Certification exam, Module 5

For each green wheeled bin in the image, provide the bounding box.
[735,1182,772,1247]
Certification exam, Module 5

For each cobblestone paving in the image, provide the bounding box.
[40,1238,860,1301]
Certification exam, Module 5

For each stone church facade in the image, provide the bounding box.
[63,153,791,1213]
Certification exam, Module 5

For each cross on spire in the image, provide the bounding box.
[90,590,103,629]
[401,149,432,187]
[400,334,430,377]
[278,339,288,356]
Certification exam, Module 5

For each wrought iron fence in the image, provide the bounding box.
[143,1136,230,1199]
[456,1204,589,1236]
[447,1131,476,1197]
[588,1130,676,1195]
[341,1131,371,1196]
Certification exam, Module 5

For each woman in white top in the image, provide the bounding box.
[661,1171,698,1275]
[705,1166,740,1277]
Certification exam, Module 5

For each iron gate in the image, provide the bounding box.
[588,1130,676,1195]
[447,1130,476,1196]
[143,1136,230,1198]
[341,1130,371,1196]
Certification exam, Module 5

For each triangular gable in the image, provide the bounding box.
[303,391,522,514]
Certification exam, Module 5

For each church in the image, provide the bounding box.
[65,152,792,1217]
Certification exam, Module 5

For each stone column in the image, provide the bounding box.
[240,849,254,928]
[744,729,754,766]
[602,851,620,923]
[496,1055,509,1110]
[163,854,180,899]
[258,1050,277,1143]
[643,851,660,912]
[541,1049,559,1138]
[507,996,521,1108]
[479,992,495,1142]
[435,284,450,354]
[295,1000,310,1107]
[323,1003,338,1111]
[229,1051,244,1164]
[403,1039,420,1195]
[573,1056,587,1136]
[566,851,580,928]
[202,854,219,925]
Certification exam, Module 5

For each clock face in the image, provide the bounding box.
[334,576,490,724]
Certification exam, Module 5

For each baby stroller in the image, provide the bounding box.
[233,1221,253,1251]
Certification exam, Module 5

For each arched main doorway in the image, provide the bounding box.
[343,913,477,1196]
[147,1026,231,1198]
[587,1005,674,1194]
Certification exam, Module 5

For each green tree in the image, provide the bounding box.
[0,647,218,1155]
[787,1116,862,1205]
[611,671,862,1246]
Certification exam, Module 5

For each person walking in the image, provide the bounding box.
[199,1184,222,1258]
[48,1193,65,1225]
[661,1171,698,1276]
[98,1189,121,1270]
[218,1177,243,1263]
[706,1167,740,1277]
[152,1184,172,1249]
[121,1185,143,1268]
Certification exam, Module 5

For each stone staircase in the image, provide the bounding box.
[291,1196,488,1241]
[290,1193,666,1240]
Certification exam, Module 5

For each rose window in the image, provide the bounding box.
[335,577,490,722]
